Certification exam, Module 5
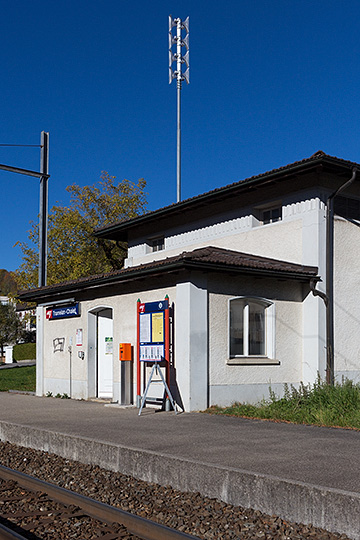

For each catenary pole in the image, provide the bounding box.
[39,132,49,287]
[0,132,49,287]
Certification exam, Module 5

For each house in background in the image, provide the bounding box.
[0,298,36,363]
[19,151,360,410]
[16,303,36,334]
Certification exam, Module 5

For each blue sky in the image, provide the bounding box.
[2,0,360,272]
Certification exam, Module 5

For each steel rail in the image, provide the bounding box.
[0,464,200,540]
[0,522,28,540]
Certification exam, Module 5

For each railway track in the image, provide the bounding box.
[0,464,201,540]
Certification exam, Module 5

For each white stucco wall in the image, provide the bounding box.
[301,196,327,384]
[126,194,328,390]
[334,217,360,382]
[38,192,329,409]
[39,265,321,411]
[127,217,303,267]
[175,278,208,411]
[40,286,176,402]
[126,192,328,392]
[208,275,305,406]
[126,196,327,269]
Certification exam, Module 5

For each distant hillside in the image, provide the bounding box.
[0,269,17,295]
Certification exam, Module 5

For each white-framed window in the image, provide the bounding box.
[253,201,282,226]
[228,297,276,364]
[260,205,282,225]
[149,236,165,252]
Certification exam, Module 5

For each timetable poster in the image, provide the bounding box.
[152,312,164,342]
[140,344,164,361]
[140,313,151,343]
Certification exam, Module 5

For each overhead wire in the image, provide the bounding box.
[0,144,41,147]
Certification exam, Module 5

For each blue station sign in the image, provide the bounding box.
[46,303,80,320]
[138,300,169,314]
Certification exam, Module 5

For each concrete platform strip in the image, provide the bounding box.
[0,420,358,540]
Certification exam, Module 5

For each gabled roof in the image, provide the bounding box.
[19,246,318,303]
[95,151,360,241]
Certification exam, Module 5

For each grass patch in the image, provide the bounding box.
[0,366,36,392]
[13,343,36,362]
[205,378,360,430]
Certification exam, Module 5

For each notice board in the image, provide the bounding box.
[138,300,168,361]
[137,298,170,402]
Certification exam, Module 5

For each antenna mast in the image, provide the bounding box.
[169,15,189,203]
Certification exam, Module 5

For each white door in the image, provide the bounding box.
[97,309,113,398]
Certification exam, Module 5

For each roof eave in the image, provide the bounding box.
[19,259,318,304]
[94,154,356,241]
[182,260,318,281]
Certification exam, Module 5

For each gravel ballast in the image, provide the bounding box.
[0,441,351,539]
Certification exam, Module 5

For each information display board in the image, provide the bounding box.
[136,298,170,408]
[138,300,168,361]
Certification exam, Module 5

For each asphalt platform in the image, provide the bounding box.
[0,392,358,539]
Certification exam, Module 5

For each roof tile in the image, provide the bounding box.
[19,246,318,301]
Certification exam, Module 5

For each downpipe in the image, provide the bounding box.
[325,167,358,385]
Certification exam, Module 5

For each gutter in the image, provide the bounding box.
[325,167,358,385]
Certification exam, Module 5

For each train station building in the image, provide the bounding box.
[19,151,360,411]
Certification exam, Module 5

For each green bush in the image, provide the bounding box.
[13,343,36,361]
[205,377,360,429]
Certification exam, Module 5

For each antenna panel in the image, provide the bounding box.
[182,34,189,50]
[169,51,177,67]
[168,15,177,31]
[183,50,189,67]
[182,16,189,33]
[169,67,177,84]
[183,67,190,84]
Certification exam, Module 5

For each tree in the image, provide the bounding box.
[0,269,17,295]
[0,303,22,359]
[15,173,147,289]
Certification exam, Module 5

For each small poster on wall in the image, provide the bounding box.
[76,329,83,346]
[105,337,113,355]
